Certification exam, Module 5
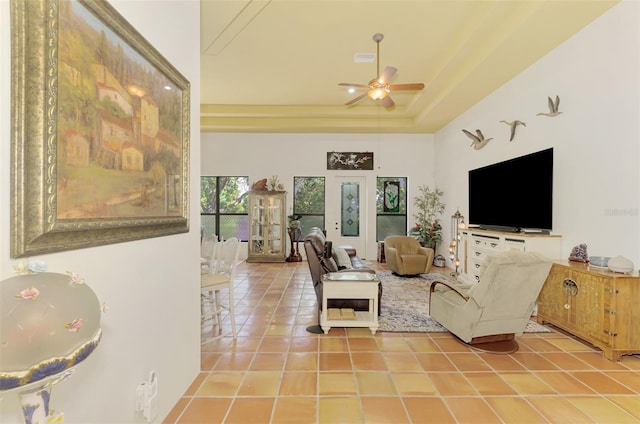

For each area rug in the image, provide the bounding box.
[377,271,553,334]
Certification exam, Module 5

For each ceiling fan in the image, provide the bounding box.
[339,33,425,108]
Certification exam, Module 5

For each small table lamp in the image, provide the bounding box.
[1,269,102,423]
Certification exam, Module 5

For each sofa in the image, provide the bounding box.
[303,227,381,313]
[384,235,435,276]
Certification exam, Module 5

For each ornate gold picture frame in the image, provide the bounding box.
[11,0,190,258]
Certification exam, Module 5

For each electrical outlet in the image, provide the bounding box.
[135,371,158,421]
[135,383,146,412]
[143,371,158,422]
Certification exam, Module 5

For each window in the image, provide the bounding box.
[293,177,325,234]
[201,176,249,241]
[376,177,407,241]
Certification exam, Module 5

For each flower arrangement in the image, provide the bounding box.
[409,185,445,248]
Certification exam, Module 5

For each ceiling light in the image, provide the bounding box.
[368,88,386,100]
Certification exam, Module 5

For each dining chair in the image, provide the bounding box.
[200,236,241,343]
[200,233,218,275]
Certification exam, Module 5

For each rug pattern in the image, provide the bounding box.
[377,271,553,334]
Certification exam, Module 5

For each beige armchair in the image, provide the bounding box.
[429,251,552,353]
[384,235,435,276]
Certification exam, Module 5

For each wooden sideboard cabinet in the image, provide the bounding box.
[537,261,640,361]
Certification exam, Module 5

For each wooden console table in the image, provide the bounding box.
[537,261,640,361]
[320,272,380,334]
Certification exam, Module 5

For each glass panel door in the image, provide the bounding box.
[329,176,367,258]
[340,181,360,237]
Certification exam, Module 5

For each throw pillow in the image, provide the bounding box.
[321,256,339,273]
[333,247,353,270]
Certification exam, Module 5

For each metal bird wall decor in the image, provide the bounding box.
[462,129,493,150]
[462,95,564,151]
[537,95,562,117]
[500,120,526,141]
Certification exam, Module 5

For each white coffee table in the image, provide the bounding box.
[320,272,380,334]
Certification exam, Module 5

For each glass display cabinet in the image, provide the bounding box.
[247,190,287,262]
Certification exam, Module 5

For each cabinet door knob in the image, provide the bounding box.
[562,278,578,296]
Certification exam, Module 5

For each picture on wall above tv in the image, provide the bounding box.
[468,148,553,233]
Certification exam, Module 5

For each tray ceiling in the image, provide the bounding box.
[200,0,619,133]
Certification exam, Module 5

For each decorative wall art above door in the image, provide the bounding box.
[327,152,374,170]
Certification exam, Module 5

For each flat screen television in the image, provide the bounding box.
[468,148,553,233]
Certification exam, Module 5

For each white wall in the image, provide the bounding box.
[201,132,435,259]
[435,0,640,268]
[0,1,201,423]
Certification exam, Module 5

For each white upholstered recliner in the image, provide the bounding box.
[429,251,552,353]
[384,235,435,276]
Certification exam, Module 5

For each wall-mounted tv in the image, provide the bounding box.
[468,148,553,233]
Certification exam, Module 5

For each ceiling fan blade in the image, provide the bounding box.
[381,94,395,108]
[388,83,425,91]
[338,83,370,89]
[345,93,368,106]
[378,66,397,84]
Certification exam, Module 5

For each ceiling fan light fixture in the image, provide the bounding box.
[339,32,424,108]
[368,88,386,100]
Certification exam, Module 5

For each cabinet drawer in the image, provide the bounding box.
[470,247,491,263]
[470,235,502,252]
[470,270,481,283]
[469,257,484,273]
[505,238,526,251]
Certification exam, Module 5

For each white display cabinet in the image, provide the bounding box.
[247,190,287,262]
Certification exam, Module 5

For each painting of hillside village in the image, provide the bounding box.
[56,1,186,220]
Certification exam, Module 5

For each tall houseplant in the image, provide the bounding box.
[409,185,445,249]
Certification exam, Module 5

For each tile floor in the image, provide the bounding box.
[164,261,640,423]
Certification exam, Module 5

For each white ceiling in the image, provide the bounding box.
[200,0,619,134]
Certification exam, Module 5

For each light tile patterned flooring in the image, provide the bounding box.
[164,261,640,423]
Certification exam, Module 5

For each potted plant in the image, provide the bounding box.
[408,185,445,249]
[288,213,302,229]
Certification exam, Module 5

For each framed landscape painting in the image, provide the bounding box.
[11,0,190,257]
